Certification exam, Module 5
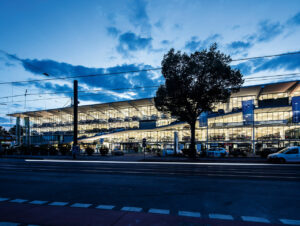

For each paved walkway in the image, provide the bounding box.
[0,202,284,226]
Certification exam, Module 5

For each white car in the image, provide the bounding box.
[207,147,228,157]
[267,146,300,163]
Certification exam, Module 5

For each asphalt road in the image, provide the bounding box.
[0,158,299,225]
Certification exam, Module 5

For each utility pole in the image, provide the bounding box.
[73,80,78,159]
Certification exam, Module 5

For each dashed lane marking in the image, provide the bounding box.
[280,219,300,225]
[241,216,270,223]
[178,211,201,218]
[70,203,92,208]
[96,205,115,210]
[148,208,170,214]
[29,200,48,205]
[209,213,234,220]
[10,199,27,203]
[0,198,9,202]
[121,206,143,212]
[49,201,68,206]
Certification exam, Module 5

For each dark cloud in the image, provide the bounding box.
[254,54,300,73]
[256,20,283,42]
[106,26,121,37]
[185,34,222,51]
[4,52,163,103]
[161,40,171,45]
[116,31,152,56]
[128,0,151,33]
[287,11,300,26]
[0,117,9,123]
[227,41,253,55]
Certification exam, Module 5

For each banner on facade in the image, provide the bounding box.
[292,96,300,123]
[199,112,208,127]
[242,99,254,125]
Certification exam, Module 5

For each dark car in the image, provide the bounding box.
[259,147,279,158]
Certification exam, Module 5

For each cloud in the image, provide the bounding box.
[106,26,121,37]
[227,41,253,55]
[154,20,163,29]
[116,31,152,57]
[3,52,163,103]
[161,40,171,45]
[185,34,222,51]
[256,20,283,42]
[253,53,300,73]
[128,0,151,34]
[0,117,9,123]
[287,11,300,26]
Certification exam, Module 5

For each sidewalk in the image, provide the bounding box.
[0,153,268,163]
[0,202,278,226]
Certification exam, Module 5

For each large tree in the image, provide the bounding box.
[154,44,244,157]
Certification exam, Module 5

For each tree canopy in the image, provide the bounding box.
[154,44,244,156]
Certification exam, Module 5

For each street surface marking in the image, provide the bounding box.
[10,199,27,203]
[71,203,92,208]
[25,159,293,166]
[241,216,270,223]
[0,222,19,226]
[148,208,170,214]
[178,211,201,218]
[209,213,233,220]
[96,205,115,210]
[49,201,68,206]
[280,219,300,225]
[121,206,143,212]
[0,198,9,202]
[30,200,47,205]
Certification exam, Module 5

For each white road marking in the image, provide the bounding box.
[29,200,47,205]
[70,203,92,208]
[209,213,233,220]
[25,159,292,166]
[49,201,68,206]
[241,216,270,223]
[0,222,19,226]
[178,211,201,218]
[148,208,170,214]
[0,198,9,202]
[280,219,300,225]
[10,199,27,203]
[96,205,115,210]
[121,206,143,212]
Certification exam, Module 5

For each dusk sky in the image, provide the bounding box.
[0,0,300,127]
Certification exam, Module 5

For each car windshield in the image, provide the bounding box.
[277,147,289,153]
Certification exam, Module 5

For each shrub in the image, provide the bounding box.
[85,146,94,156]
[100,146,109,156]
[48,146,58,156]
[58,144,71,156]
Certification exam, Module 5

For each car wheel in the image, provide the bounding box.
[279,158,286,163]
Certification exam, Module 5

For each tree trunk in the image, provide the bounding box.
[189,121,196,158]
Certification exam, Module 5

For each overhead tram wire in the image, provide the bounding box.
[0,51,299,86]
[0,72,299,101]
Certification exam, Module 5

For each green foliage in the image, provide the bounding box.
[155,44,244,157]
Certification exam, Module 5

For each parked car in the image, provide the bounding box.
[267,146,300,163]
[258,147,279,158]
[157,148,174,156]
[111,149,124,156]
[207,147,228,157]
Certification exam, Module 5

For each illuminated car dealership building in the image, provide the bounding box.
[8,80,300,152]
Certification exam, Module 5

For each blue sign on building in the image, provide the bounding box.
[242,100,254,125]
[292,96,300,123]
[199,112,208,127]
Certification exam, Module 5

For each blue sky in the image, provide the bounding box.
[0,0,300,127]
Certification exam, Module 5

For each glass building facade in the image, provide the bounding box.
[8,80,300,153]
